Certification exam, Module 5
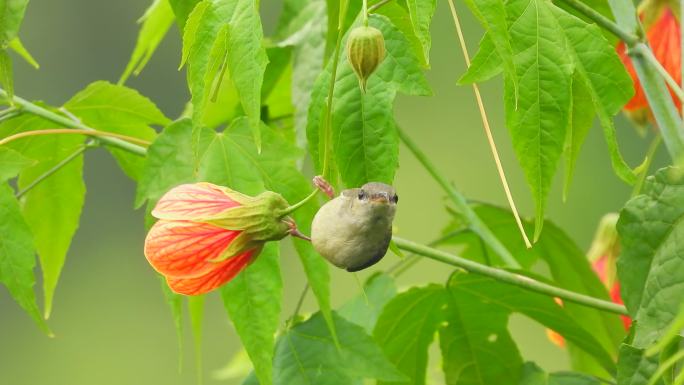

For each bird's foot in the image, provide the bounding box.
[313,175,335,199]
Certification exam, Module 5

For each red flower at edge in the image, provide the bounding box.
[617,4,682,122]
[144,183,292,295]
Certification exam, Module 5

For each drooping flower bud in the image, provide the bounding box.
[144,183,293,295]
[617,0,681,125]
[346,26,386,92]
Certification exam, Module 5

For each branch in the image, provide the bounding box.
[397,126,523,269]
[392,236,629,315]
[0,89,147,157]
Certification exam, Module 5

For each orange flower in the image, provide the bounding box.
[617,1,681,123]
[144,183,293,295]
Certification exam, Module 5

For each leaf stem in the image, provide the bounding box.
[321,18,345,178]
[646,350,684,385]
[280,188,319,217]
[288,283,309,328]
[446,0,532,248]
[557,0,639,45]
[0,88,148,156]
[392,236,629,315]
[15,142,94,199]
[631,134,661,197]
[397,126,522,268]
[633,43,684,104]
[0,128,151,147]
[368,0,393,13]
[362,0,369,26]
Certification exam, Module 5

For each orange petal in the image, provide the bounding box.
[152,183,241,220]
[166,248,258,295]
[648,7,682,111]
[144,219,241,278]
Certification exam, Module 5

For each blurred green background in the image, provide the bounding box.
[0,1,665,384]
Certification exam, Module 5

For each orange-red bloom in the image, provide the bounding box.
[617,2,681,123]
[144,183,293,295]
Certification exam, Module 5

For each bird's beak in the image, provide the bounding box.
[370,192,389,203]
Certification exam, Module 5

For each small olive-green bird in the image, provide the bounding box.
[311,182,398,271]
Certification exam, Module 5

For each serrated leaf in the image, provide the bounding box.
[519,362,602,385]
[0,183,50,334]
[276,0,327,147]
[339,272,397,333]
[183,0,268,151]
[617,344,661,385]
[0,0,29,45]
[119,0,175,84]
[617,167,684,348]
[8,37,38,68]
[374,284,447,385]
[563,76,595,200]
[65,81,169,181]
[458,34,502,84]
[0,49,13,100]
[0,146,34,181]
[307,14,430,187]
[135,119,197,208]
[168,0,202,29]
[373,2,428,68]
[0,114,86,320]
[244,312,407,385]
[448,271,617,373]
[221,244,281,385]
[404,0,436,66]
[441,277,523,385]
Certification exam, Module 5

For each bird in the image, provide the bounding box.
[311,182,398,272]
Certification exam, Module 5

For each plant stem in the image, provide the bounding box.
[15,143,93,199]
[386,230,468,277]
[633,43,684,104]
[368,0,393,13]
[446,0,532,248]
[0,128,151,147]
[321,20,345,179]
[288,283,309,327]
[646,350,684,385]
[0,89,147,156]
[362,0,369,26]
[280,188,319,217]
[557,0,639,45]
[392,236,629,315]
[397,126,522,269]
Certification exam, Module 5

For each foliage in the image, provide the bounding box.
[0,0,683,384]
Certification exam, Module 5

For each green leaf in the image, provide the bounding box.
[373,2,428,68]
[8,37,38,68]
[461,0,518,99]
[0,114,86,320]
[221,244,282,385]
[519,362,602,385]
[119,0,175,84]
[0,183,50,334]
[65,81,169,181]
[458,34,502,84]
[0,49,13,100]
[441,277,523,385]
[617,344,661,385]
[168,0,202,29]
[244,312,407,385]
[404,0,436,66]
[0,146,34,181]
[374,284,447,385]
[0,0,29,45]
[444,204,624,376]
[183,0,268,151]
[617,167,684,348]
[339,272,397,333]
[448,271,617,373]
[307,14,430,187]
[188,294,205,384]
[276,0,327,146]
[135,119,197,208]
[563,76,595,200]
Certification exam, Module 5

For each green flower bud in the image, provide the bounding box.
[346,26,386,92]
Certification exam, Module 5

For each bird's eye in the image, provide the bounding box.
[392,194,399,203]
[358,190,366,200]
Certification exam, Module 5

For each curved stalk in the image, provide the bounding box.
[392,236,629,315]
[446,0,532,248]
[0,128,151,147]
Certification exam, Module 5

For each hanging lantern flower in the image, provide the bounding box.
[143,183,296,295]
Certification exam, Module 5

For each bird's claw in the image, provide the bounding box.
[313,175,335,199]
